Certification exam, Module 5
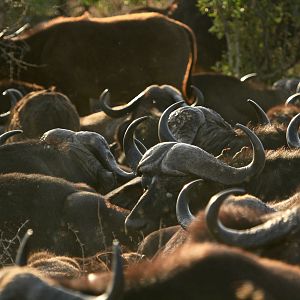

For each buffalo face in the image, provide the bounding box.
[125,173,194,235]
[125,123,265,236]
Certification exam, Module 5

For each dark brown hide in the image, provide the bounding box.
[1,13,196,115]
[132,0,227,72]
[0,173,133,260]
[80,111,127,144]
[191,73,289,125]
[267,104,300,127]
[6,90,80,142]
[63,243,300,300]
[0,129,133,194]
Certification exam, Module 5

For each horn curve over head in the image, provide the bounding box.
[98,89,146,118]
[205,189,300,249]
[176,179,203,230]
[143,123,265,185]
[158,101,185,142]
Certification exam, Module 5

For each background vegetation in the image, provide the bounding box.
[0,0,169,30]
[1,0,300,82]
[197,0,300,81]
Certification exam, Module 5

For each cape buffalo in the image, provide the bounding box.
[5,89,80,142]
[0,128,133,194]
[0,13,196,115]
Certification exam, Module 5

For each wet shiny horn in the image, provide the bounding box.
[99,89,146,118]
[176,179,203,230]
[206,188,300,248]
[247,99,270,125]
[286,113,300,149]
[0,129,23,145]
[158,101,184,142]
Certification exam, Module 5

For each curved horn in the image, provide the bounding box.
[74,130,135,180]
[48,240,123,299]
[95,139,136,179]
[158,101,184,142]
[247,99,271,125]
[10,240,123,299]
[240,73,257,82]
[134,137,147,155]
[62,240,123,299]
[0,88,23,118]
[99,89,146,118]
[158,124,265,185]
[123,116,149,172]
[2,88,23,103]
[176,179,203,230]
[231,124,266,182]
[190,85,204,106]
[96,240,124,300]
[285,92,300,106]
[0,129,23,145]
[286,113,300,149]
[95,142,135,180]
[15,229,33,266]
[205,188,300,248]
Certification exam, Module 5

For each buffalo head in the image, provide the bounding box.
[124,118,265,235]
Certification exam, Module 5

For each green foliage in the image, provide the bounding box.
[3,0,299,81]
[0,0,166,32]
[0,0,63,31]
[198,0,300,81]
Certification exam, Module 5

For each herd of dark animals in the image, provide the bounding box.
[0,0,299,299]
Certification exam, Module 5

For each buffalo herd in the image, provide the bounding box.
[0,1,299,299]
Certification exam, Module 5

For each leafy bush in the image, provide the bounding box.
[198,0,300,81]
